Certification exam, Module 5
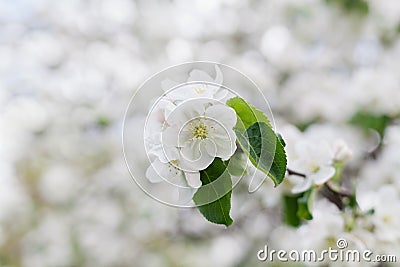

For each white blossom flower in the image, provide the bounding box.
[288,141,335,193]
[161,65,229,102]
[145,157,199,203]
[162,99,237,171]
[332,139,353,162]
[357,186,400,243]
[144,98,176,156]
[144,67,237,201]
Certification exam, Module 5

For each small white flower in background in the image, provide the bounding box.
[288,141,335,193]
[332,139,353,162]
[268,201,344,252]
[357,186,400,243]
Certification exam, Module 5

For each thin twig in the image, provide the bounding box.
[320,185,344,211]
[325,182,352,197]
[287,168,306,178]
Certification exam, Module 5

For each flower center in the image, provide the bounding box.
[195,87,206,94]
[383,215,392,223]
[190,121,209,140]
[310,163,320,173]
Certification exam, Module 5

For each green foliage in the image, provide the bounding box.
[284,189,315,227]
[193,158,233,227]
[194,97,289,226]
[97,116,110,127]
[276,133,286,147]
[297,189,316,220]
[349,111,390,137]
[283,194,301,227]
[227,97,287,186]
[236,122,287,186]
[226,97,271,132]
[295,118,319,132]
[344,188,358,209]
[325,0,369,15]
[225,152,249,177]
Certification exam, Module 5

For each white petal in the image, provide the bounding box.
[214,65,223,85]
[163,100,176,118]
[163,146,180,162]
[210,125,236,160]
[170,84,203,100]
[215,138,236,160]
[145,163,163,183]
[205,104,237,128]
[185,171,201,188]
[291,177,312,194]
[204,138,217,157]
[288,159,309,175]
[180,157,199,172]
[213,89,229,101]
[313,142,334,165]
[177,128,194,147]
[171,172,197,204]
[188,69,214,82]
[166,99,206,126]
[311,166,335,185]
[146,158,178,183]
[147,143,163,158]
[181,140,214,170]
[294,142,312,160]
[162,127,179,146]
[181,139,202,162]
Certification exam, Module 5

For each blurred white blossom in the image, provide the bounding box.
[1,0,400,266]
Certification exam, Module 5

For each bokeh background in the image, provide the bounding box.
[1,0,399,266]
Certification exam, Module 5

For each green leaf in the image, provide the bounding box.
[193,158,233,227]
[236,122,287,186]
[225,152,249,177]
[349,111,390,137]
[276,133,286,147]
[283,194,301,227]
[297,188,315,220]
[226,97,287,186]
[295,118,319,132]
[283,189,315,227]
[325,0,369,16]
[226,96,271,132]
[97,116,110,127]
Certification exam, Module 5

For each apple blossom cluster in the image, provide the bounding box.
[142,64,361,228]
[144,67,236,202]
[141,65,290,226]
[145,98,237,202]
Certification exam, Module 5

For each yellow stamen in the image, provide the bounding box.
[189,121,209,140]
